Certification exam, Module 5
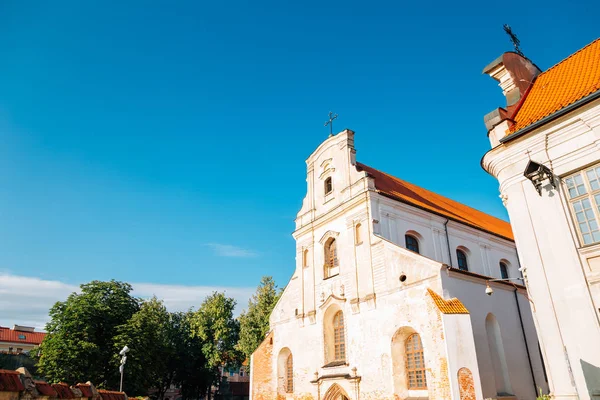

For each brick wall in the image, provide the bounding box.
[251,331,274,400]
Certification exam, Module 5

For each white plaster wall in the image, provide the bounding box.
[441,273,548,400]
[442,313,484,400]
[374,194,519,280]
[482,97,600,400]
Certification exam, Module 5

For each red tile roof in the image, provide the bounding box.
[98,389,127,400]
[52,383,75,399]
[0,369,25,392]
[356,163,514,241]
[0,327,46,345]
[509,38,600,133]
[35,381,58,397]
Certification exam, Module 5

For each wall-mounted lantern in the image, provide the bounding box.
[523,160,556,196]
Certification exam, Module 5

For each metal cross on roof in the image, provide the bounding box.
[503,24,524,57]
[324,111,338,137]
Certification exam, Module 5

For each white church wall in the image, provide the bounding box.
[374,194,519,280]
[442,313,484,400]
[441,272,548,400]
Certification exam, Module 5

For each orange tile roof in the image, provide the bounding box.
[509,38,600,133]
[427,289,469,314]
[356,163,514,241]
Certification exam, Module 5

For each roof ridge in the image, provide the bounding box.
[357,162,510,224]
[538,37,600,76]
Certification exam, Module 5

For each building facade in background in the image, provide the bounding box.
[251,130,548,400]
[482,38,600,400]
[0,325,45,354]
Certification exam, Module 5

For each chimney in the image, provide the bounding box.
[483,52,541,145]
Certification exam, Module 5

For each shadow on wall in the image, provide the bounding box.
[580,359,600,398]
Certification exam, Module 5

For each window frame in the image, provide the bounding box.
[564,163,600,246]
[333,311,346,362]
[324,177,333,195]
[405,333,427,390]
[324,238,339,278]
[456,249,469,271]
[500,262,509,280]
[405,235,420,254]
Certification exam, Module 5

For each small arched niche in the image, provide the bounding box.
[485,313,513,396]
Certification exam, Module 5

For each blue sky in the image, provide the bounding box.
[1,0,598,325]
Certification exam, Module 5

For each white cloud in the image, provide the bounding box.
[0,273,254,331]
[205,243,259,258]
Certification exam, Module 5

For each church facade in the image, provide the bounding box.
[250,130,548,400]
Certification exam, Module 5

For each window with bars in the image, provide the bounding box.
[565,164,600,246]
[333,311,346,362]
[405,333,427,390]
[325,239,339,278]
[456,249,469,271]
[405,235,420,254]
[286,354,293,393]
[500,262,509,280]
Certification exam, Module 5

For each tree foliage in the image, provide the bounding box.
[37,280,140,387]
[237,276,281,362]
[190,292,243,390]
[113,297,172,396]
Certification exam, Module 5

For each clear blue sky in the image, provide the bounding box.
[1,1,598,293]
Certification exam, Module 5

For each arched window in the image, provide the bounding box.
[405,333,427,390]
[456,249,469,271]
[333,311,346,361]
[324,177,333,195]
[500,262,509,279]
[324,238,339,278]
[286,354,293,393]
[405,235,420,253]
[355,223,362,245]
[303,249,309,268]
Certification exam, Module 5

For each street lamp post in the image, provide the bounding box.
[119,346,129,392]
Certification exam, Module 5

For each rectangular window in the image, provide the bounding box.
[565,164,600,246]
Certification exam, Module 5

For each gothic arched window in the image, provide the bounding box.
[405,235,420,254]
[405,333,427,390]
[500,262,509,280]
[325,177,333,195]
[333,311,346,362]
[286,354,293,393]
[457,249,469,271]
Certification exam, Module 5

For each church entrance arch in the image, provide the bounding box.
[322,383,350,400]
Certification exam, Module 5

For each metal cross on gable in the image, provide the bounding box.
[324,111,338,137]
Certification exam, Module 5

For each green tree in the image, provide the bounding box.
[113,297,172,397]
[190,292,242,398]
[171,311,212,400]
[237,276,281,362]
[36,280,140,387]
